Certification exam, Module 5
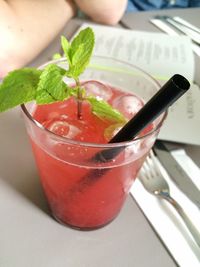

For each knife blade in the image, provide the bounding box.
[149,18,200,57]
[153,15,200,45]
[173,16,200,35]
[153,140,200,209]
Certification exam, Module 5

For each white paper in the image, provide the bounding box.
[158,83,200,145]
[78,23,195,82]
[130,151,200,267]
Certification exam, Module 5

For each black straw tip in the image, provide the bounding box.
[172,74,190,92]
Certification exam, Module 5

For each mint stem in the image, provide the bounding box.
[76,78,82,120]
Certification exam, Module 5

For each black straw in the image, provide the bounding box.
[68,74,190,196]
[109,74,190,143]
[94,74,190,162]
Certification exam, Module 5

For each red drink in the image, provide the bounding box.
[22,57,164,230]
[26,82,154,229]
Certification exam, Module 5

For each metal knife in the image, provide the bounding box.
[153,140,200,209]
[154,15,200,45]
[149,17,200,57]
[173,16,200,35]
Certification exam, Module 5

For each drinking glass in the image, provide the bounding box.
[21,56,166,230]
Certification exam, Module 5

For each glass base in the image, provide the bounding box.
[52,213,117,231]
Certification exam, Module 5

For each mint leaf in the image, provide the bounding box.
[67,27,95,78]
[87,96,126,123]
[71,44,84,65]
[52,53,62,60]
[0,68,41,112]
[61,35,71,65]
[36,64,67,104]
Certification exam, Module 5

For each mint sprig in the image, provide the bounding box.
[0,27,126,124]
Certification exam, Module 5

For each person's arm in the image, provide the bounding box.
[0,0,76,78]
[74,0,128,25]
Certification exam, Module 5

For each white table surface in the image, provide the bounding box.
[0,107,176,267]
[1,8,199,267]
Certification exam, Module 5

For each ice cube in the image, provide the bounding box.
[112,95,144,119]
[124,141,141,158]
[48,120,81,138]
[64,124,81,139]
[82,80,113,101]
[48,112,60,120]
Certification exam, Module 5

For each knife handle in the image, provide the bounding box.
[160,191,200,247]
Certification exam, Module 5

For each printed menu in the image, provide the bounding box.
[77,23,195,82]
[158,82,200,145]
[76,23,199,145]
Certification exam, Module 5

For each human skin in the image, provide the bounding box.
[0,0,76,78]
[0,0,127,78]
[74,0,128,25]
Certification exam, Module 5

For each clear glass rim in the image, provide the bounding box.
[21,56,167,148]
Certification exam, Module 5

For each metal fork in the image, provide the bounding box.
[139,150,200,247]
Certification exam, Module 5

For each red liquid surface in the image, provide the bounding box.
[30,81,153,229]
